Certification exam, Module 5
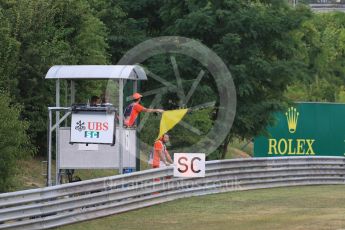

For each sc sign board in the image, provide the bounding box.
[173,153,205,178]
[70,111,115,144]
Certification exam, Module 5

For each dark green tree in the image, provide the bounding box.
[285,12,345,102]
[0,0,109,155]
[0,91,35,192]
[124,0,312,158]
[0,8,19,93]
[87,0,148,64]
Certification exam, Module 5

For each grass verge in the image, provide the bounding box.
[57,185,345,230]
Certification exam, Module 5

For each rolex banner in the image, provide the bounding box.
[254,103,345,157]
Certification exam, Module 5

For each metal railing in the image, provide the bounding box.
[0,156,344,229]
[294,0,345,12]
[301,0,345,4]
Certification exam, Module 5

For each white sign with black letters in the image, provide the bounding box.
[173,153,205,178]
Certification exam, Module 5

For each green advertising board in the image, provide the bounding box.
[254,102,345,157]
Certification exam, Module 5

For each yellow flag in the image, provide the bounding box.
[157,109,188,139]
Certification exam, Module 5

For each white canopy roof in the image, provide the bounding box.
[45,65,147,80]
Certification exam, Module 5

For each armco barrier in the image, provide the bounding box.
[0,156,344,229]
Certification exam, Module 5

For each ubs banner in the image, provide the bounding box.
[70,111,115,144]
[254,103,345,157]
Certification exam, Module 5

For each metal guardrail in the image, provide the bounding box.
[297,0,345,12]
[303,0,345,3]
[291,0,345,12]
[310,4,345,12]
[0,156,344,229]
